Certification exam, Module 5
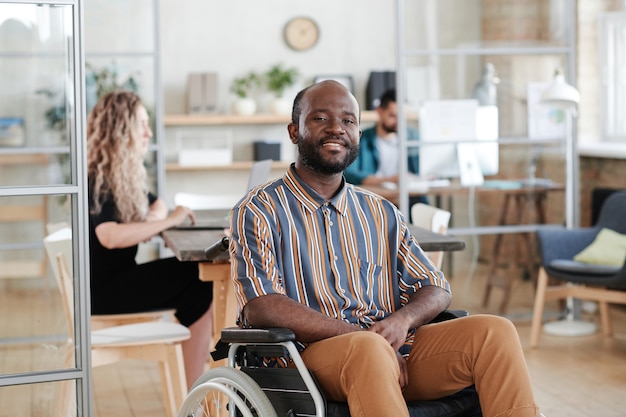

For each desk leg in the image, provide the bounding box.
[483,191,547,314]
[198,262,237,368]
[528,193,548,282]
[499,194,528,314]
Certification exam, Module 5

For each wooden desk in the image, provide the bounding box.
[162,225,465,259]
[161,229,231,358]
[363,182,565,207]
[161,226,465,365]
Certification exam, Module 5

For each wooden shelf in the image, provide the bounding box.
[166,160,291,172]
[165,113,290,126]
[164,110,419,126]
[0,153,49,165]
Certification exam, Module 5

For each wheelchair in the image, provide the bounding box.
[176,310,482,417]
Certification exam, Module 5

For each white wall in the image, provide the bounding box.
[159,0,397,115]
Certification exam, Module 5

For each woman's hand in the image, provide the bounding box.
[168,205,196,227]
[96,205,196,249]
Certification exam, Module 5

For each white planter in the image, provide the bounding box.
[269,97,292,115]
[232,98,257,116]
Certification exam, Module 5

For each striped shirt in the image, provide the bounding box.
[230,164,450,350]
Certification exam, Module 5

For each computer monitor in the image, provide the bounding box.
[417,100,499,179]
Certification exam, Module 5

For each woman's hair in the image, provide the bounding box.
[87,90,148,223]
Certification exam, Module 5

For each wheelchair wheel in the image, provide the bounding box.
[177,366,278,417]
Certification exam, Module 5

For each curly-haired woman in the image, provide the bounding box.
[86,90,213,388]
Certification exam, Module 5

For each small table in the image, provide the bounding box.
[161,225,465,365]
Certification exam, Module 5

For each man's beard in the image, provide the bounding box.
[381,121,397,134]
[297,135,359,175]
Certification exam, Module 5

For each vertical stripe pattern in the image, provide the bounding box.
[231,165,450,335]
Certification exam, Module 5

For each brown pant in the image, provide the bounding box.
[300,314,539,417]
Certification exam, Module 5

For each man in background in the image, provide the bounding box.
[344,88,427,205]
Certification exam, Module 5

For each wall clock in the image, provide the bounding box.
[283,17,319,51]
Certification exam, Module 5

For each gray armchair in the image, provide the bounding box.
[530,191,626,348]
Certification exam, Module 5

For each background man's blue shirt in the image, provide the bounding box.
[344,126,421,185]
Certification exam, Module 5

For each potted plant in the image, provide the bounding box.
[264,64,299,115]
[85,62,139,112]
[230,72,260,115]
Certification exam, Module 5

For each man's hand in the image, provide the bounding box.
[367,314,410,351]
[396,351,408,390]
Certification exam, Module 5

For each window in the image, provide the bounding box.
[599,12,626,142]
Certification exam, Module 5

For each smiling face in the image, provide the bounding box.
[288,81,362,176]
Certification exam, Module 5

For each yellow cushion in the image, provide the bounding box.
[573,228,626,267]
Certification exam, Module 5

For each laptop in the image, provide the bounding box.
[174,159,274,230]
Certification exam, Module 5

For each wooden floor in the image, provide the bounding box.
[1,259,625,417]
[450,261,626,417]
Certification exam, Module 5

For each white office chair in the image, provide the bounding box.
[45,223,176,330]
[411,203,452,270]
[44,228,190,417]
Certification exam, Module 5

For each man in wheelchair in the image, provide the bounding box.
[228,80,542,417]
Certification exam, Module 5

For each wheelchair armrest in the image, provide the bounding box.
[221,327,296,344]
[221,309,468,344]
[429,309,468,323]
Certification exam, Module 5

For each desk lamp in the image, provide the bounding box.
[540,70,596,337]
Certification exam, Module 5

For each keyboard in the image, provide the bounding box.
[381,179,451,192]
[519,178,554,187]
[423,179,452,188]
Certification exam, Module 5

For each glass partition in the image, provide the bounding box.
[404,0,571,50]
[0,2,90,415]
[0,193,74,375]
[599,12,626,142]
[84,0,156,54]
[0,2,74,186]
[0,380,76,416]
[397,0,576,293]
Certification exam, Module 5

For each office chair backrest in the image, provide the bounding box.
[411,203,452,270]
[55,252,76,336]
[591,188,623,225]
[596,191,626,233]
[42,227,77,338]
[43,227,73,297]
[43,227,176,330]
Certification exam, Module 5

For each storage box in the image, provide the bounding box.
[254,141,281,161]
[178,148,232,166]
[186,72,218,114]
[0,118,25,147]
[176,131,232,166]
